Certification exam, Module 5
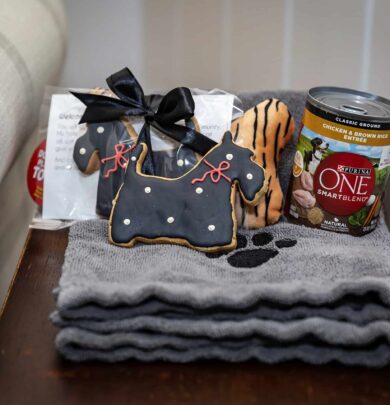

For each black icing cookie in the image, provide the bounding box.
[110,132,267,252]
[73,120,137,217]
[73,104,200,218]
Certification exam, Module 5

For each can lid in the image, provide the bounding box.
[308,87,390,122]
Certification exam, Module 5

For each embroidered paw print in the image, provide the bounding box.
[206,232,297,268]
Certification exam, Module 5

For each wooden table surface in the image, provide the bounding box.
[1,228,390,404]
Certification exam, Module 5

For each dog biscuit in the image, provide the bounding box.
[109,132,268,252]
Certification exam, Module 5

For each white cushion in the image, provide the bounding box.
[0,0,67,182]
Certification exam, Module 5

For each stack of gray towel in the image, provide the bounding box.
[51,92,390,366]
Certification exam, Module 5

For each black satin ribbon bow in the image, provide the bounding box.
[71,67,216,175]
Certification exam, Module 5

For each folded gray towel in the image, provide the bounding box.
[55,327,390,367]
[56,217,390,310]
[53,300,390,324]
[53,215,390,365]
[52,311,390,344]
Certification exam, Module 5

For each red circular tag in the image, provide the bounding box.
[27,140,46,206]
[313,152,375,216]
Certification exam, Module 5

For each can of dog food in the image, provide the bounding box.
[285,87,390,236]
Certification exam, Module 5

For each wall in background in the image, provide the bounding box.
[60,0,390,98]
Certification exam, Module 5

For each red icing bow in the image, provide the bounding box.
[101,143,135,178]
[192,159,231,185]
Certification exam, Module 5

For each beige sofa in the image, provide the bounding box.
[0,0,67,308]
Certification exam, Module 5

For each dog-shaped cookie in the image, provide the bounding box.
[110,132,268,252]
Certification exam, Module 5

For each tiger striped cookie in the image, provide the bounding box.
[231,98,295,229]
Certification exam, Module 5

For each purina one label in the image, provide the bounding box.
[313,153,375,216]
[285,86,390,236]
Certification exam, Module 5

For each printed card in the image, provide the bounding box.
[43,94,98,220]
